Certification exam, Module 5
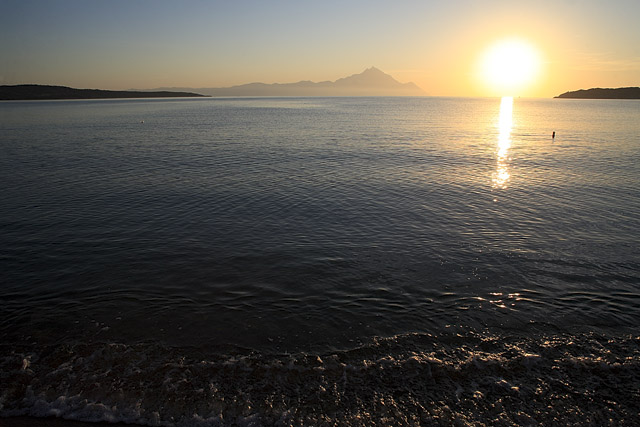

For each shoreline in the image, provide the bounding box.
[0,417,133,427]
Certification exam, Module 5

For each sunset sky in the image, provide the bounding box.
[1,0,638,97]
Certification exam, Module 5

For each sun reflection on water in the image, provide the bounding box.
[493,96,513,189]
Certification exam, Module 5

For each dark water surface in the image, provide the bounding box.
[1,97,639,425]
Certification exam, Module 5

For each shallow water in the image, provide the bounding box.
[1,97,639,425]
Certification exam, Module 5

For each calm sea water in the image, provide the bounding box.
[1,97,639,425]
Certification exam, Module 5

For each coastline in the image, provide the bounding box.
[0,85,207,101]
[0,417,132,427]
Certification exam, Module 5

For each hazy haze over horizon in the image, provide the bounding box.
[1,0,639,97]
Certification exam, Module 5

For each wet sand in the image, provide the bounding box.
[0,417,133,427]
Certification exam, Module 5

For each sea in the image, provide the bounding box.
[1,96,639,426]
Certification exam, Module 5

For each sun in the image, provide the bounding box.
[480,38,540,95]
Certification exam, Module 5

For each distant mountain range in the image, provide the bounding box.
[150,67,426,97]
[1,68,425,100]
[0,85,206,100]
[555,87,640,99]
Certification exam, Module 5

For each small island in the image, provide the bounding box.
[555,87,640,99]
[0,84,207,100]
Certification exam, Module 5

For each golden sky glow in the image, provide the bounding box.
[1,0,638,97]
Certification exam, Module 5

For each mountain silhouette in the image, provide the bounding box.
[0,84,206,100]
[555,87,640,99]
[153,67,425,97]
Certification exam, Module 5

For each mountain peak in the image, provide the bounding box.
[336,67,403,87]
[147,68,426,97]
